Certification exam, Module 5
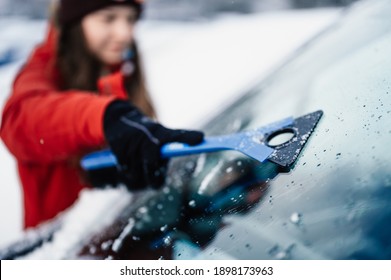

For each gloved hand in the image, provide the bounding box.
[103,100,204,190]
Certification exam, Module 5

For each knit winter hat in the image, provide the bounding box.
[59,0,144,26]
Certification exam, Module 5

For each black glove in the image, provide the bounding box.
[103,100,204,190]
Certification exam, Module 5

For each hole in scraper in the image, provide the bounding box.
[266,128,296,147]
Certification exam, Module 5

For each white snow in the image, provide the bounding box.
[0,8,341,252]
[21,187,132,259]
[111,217,135,253]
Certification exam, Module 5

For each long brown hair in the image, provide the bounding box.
[53,5,156,118]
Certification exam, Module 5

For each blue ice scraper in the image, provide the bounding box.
[81,110,323,171]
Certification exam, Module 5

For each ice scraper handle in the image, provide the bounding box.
[82,137,242,171]
[161,137,232,158]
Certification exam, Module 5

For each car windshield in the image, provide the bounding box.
[160,0,391,260]
[69,0,391,260]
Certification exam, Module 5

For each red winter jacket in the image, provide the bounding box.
[0,24,128,228]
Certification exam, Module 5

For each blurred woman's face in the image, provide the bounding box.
[81,5,137,66]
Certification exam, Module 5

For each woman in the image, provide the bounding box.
[0,0,204,229]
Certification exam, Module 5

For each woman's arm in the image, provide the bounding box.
[0,40,116,164]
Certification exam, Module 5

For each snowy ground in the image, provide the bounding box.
[0,8,341,249]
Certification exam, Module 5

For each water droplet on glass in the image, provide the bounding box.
[290,212,302,224]
[162,187,170,194]
[89,246,97,254]
[101,240,113,251]
[138,207,148,214]
[226,167,234,173]
[268,245,279,256]
[275,251,287,259]
[185,161,195,170]
[268,245,288,259]
[163,236,172,246]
